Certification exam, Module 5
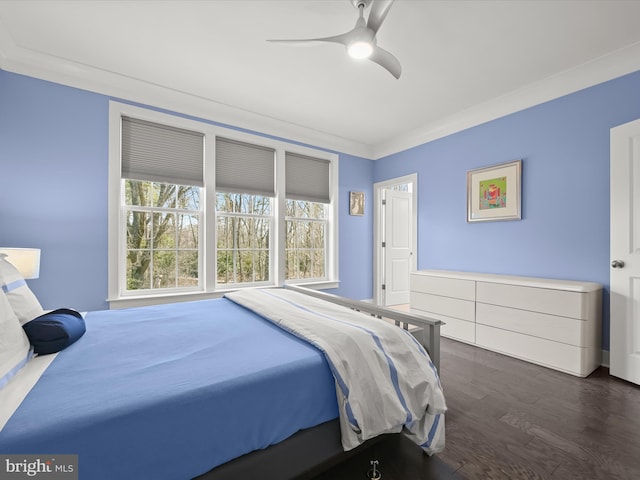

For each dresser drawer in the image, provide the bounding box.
[411,274,475,301]
[476,325,596,377]
[476,282,588,319]
[412,308,475,344]
[476,302,586,346]
[441,317,475,343]
[410,291,475,322]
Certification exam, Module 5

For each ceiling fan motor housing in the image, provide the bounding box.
[351,0,372,9]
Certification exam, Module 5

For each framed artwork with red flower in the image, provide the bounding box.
[467,159,522,222]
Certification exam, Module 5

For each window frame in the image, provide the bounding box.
[108,101,339,308]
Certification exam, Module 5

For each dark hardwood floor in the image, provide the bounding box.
[311,337,640,479]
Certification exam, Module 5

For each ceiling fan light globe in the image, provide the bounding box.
[348,41,373,59]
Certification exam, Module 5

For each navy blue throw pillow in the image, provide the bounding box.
[22,308,86,355]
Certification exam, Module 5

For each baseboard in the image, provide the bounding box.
[601,349,610,368]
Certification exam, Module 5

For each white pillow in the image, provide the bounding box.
[0,289,33,389]
[0,254,44,324]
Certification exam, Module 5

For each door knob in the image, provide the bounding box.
[611,260,625,268]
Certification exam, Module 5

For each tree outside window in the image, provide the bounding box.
[125,180,200,291]
[216,193,271,284]
[285,199,327,280]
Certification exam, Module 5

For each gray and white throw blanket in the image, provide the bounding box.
[225,288,446,454]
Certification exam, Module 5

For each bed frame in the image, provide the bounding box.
[198,286,442,480]
[286,286,442,371]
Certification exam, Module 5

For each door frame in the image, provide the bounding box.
[373,173,418,305]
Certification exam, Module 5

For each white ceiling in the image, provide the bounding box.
[1,0,640,159]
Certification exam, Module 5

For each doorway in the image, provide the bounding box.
[373,174,418,306]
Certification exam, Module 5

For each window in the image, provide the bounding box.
[285,200,327,280]
[216,193,271,284]
[215,137,275,285]
[108,102,338,306]
[285,152,331,281]
[119,115,204,294]
[125,181,201,291]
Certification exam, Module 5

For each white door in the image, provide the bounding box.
[610,118,640,385]
[383,190,412,305]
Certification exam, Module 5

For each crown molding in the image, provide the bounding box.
[0,42,375,160]
[372,41,640,159]
[2,27,639,162]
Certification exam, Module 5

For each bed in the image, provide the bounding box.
[0,278,445,480]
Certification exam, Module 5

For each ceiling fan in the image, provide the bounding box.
[268,0,401,79]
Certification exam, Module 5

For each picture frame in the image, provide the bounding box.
[349,191,365,216]
[467,159,522,223]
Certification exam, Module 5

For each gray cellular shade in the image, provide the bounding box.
[285,152,331,203]
[121,116,204,186]
[215,137,275,196]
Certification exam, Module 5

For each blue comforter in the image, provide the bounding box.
[0,298,338,479]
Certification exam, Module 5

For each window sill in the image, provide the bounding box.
[108,281,339,309]
[285,280,340,290]
[108,290,228,309]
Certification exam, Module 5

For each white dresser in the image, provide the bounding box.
[410,270,602,377]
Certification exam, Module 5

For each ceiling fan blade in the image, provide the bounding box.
[367,0,395,34]
[369,45,401,79]
[267,31,353,47]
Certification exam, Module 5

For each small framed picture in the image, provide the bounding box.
[467,159,522,222]
[349,191,365,216]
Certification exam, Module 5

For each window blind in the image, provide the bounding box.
[121,116,204,187]
[285,152,331,203]
[215,137,275,196]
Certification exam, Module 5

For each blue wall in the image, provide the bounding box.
[0,70,374,311]
[335,154,374,299]
[374,69,640,350]
[0,72,110,312]
[3,67,640,350]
